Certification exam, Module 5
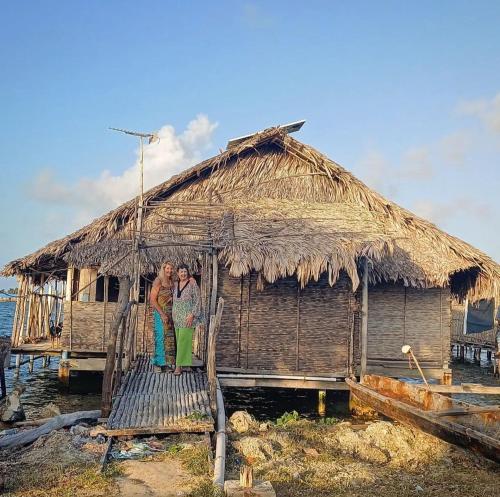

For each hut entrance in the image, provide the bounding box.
[216,269,354,377]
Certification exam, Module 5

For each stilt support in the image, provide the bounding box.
[441,370,452,386]
[318,390,326,417]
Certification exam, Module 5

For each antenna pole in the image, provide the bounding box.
[109,126,158,366]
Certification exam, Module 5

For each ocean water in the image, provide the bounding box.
[0,301,100,418]
[0,301,499,420]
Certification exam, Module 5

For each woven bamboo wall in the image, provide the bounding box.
[217,268,357,375]
[61,301,154,353]
[246,273,299,372]
[367,284,451,365]
[298,274,352,374]
[216,272,243,366]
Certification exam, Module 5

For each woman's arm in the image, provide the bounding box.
[186,280,201,327]
[150,278,168,320]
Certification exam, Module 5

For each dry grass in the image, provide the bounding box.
[0,431,120,497]
[227,419,500,497]
[3,127,498,301]
[4,464,121,497]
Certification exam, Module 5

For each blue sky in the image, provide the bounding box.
[1,0,499,287]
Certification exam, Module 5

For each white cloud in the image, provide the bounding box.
[457,93,500,134]
[412,197,492,227]
[357,149,399,198]
[357,146,433,198]
[400,147,433,180]
[28,115,218,225]
[439,130,472,167]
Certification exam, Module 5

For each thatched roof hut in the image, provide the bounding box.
[3,127,499,301]
[4,126,499,384]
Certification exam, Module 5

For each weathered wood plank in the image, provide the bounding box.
[98,422,214,437]
[106,354,214,435]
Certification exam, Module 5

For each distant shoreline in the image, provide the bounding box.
[0,298,16,303]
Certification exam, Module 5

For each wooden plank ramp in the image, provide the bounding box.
[104,354,215,436]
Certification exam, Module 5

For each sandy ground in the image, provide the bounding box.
[115,459,190,497]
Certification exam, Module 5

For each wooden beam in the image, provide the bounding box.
[361,365,449,380]
[360,258,368,379]
[427,384,500,395]
[218,376,350,390]
[97,422,214,437]
[433,405,500,417]
[216,366,347,377]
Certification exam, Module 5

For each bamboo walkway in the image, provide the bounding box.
[105,354,215,436]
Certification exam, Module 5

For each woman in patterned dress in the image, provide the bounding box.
[150,262,176,371]
[172,264,202,375]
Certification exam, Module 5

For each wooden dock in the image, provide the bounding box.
[451,308,497,351]
[10,338,108,357]
[104,354,215,436]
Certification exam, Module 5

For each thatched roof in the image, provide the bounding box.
[3,127,499,301]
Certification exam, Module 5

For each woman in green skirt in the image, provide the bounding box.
[172,264,202,375]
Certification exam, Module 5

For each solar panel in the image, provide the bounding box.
[227,120,306,149]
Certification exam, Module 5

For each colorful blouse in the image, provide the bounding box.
[172,280,203,328]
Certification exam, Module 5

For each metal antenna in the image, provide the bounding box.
[109,126,159,360]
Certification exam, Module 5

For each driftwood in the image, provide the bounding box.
[0,410,100,449]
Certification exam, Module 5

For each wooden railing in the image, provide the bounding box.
[451,309,497,349]
[10,276,65,347]
[207,298,224,413]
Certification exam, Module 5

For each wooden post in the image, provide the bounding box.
[207,298,224,413]
[114,314,127,394]
[318,390,326,417]
[360,258,369,379]
[56,281,64,326]
[102,275,109,352]
[11,275,22,345]
[240,466,253,488]
[441,370,452,386]
[24,277,33,342]
[65,267,74,302]
[101,276,131,417]
[210,251,218,317]
[123,303,137,372]
[213,378,226,490]
[0,366,5,399]
[12,277,22,346]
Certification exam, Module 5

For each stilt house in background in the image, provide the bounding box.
[3,125,499,385]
